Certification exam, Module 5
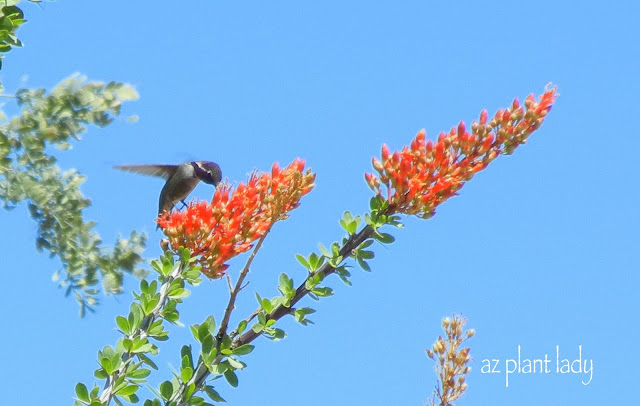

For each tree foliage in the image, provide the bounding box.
[0,1,147,316]
[0,3,26,69]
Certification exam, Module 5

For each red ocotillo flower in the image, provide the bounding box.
[157,158,315,279]
[365,86,557,218]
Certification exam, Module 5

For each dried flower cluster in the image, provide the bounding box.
[157,159,315,278]
[366,86,557,218]
[426,315,475,406]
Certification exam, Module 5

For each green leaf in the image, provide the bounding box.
[236,320,247,335]
[294,307,316,325]
[358,250,374,260]
[251,323,264,334]
[198,323,211,342]
[94,369,108,379]
[204,386,225,402]
[257,311,266,325]
[278,273,293,293]
[227,357,244,370]
[138,353,158,370]
[210,363,228,375]
[113,83,139,101]
[122,339,132,352]
[128,368,150,379]
[311,286,333,297]
[75,383,90,402]
[231,344,254,356]
[359,239,374,249]
[181,345,194,369]
[308,253,320,270]
[159,381,174,400]
[131,342,155,354]
[374,232,395,244]
[261,298,273,313]
[100,358,114,375]
[357,257,371,272]
[369,196,382,210]
[223,370,238,387]
[190,324,201,342]
[295,254,310,270]
[188,396,205,406]
[181,367,194,382]
[202,335,214,358]
[116,316,130,334]
[168,287,190,299]
[128,303,144,331]
[318,243,331,258]
[116,384,139,396]
[221,335,232,351]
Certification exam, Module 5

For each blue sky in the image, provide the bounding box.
[1,1,638,405]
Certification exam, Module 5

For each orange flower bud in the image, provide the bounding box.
[381,144,390,161]
[479,109,488,125]
[457,121,466,136]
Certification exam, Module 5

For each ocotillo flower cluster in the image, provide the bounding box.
[157,159,315,278]
[365,86,557,218]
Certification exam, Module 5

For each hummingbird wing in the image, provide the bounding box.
[113,164,179,180]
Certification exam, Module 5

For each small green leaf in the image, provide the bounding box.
[202,335,214,357]
[359,240,374,249]
[128,368,150,379]
[116,384,139,396]
[318,243,331,258]
[261,298,273,313]
[116,316,130,334]
[198,323,210,342]
[358,250,374,260]
[94,369,108,379]
[138,354,158,370]
[374,232,395,244]
[204,386,225,402]
[75,383,90,402]
[236,320,247,335]
[181,346,194,369]
[311,286,333,297]
[357,257,371,272]
[227,357,244,370]
[159,381,174,400]
[231,344,254,356]
[181,367,194,382]
[188,396,205,406]
[295,254,310,270]
[251,323,264,334]
[168,288,190,299]
[223,370,238,387]
[308,253,320,270]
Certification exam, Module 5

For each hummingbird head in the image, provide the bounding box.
[191,161,222,186]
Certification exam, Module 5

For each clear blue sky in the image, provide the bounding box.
[1,1,637,405]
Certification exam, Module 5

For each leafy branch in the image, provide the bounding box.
[0,74,146,315]
[74,248,201,406]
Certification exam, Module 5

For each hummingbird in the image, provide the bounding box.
[114,161,222,216]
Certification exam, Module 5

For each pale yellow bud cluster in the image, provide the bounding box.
[426,315,474,406]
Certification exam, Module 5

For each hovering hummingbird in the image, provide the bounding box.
[114,161,222,216]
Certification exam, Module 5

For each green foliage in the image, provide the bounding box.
[78,249,212,405]
[0,74,147,315]
[0,3,26,69]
